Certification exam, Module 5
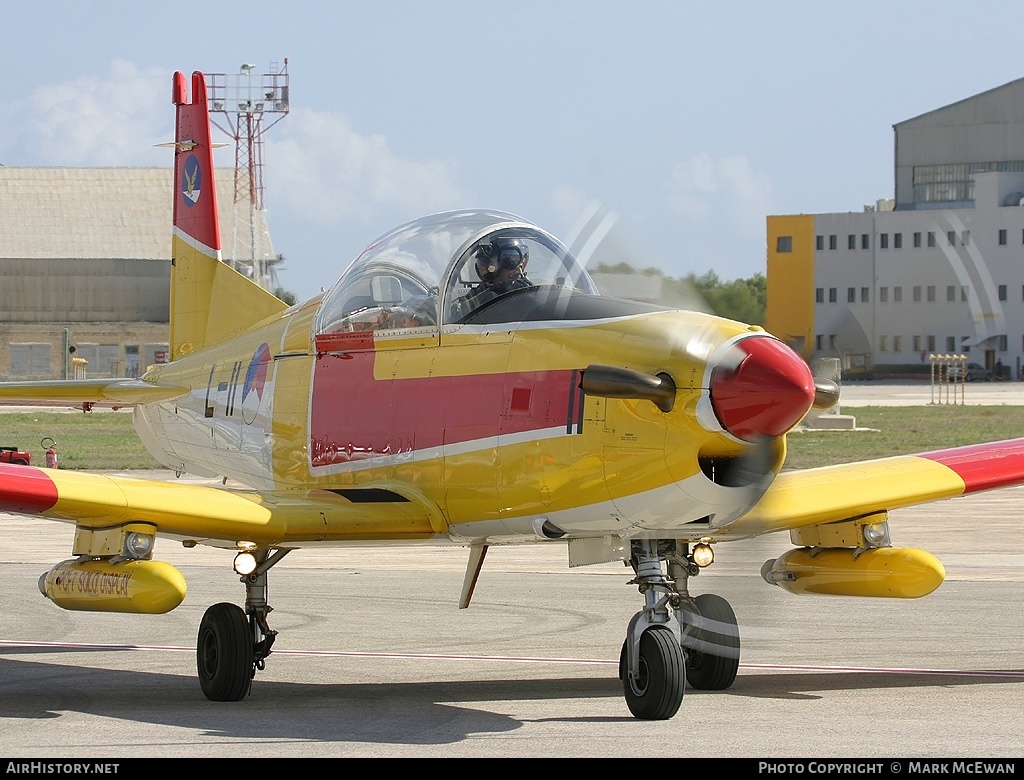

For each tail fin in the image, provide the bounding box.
[169,71,287,359]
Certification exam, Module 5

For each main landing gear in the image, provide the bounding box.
[197,549,289,701]
[618,540,739,719]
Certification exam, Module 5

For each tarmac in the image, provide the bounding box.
[837,377,1024,407]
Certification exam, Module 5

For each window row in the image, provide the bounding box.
[777,228,1024,253]
[816,284,1024,304]
[814,334,1013,353]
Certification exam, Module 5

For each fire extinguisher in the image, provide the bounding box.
[42,437,58,469]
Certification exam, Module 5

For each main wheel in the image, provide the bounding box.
[197,602,254,701]
[684,593,740,690]
[620,627,685,720]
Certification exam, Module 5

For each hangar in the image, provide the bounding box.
[0,167,273,381]
[766,77,1024,379]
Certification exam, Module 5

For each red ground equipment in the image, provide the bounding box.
[0,446,31,465]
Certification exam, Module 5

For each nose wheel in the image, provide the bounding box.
[619,540,740,719]
[620,627,686,720]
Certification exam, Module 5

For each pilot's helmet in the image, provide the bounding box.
[474,237,529,283]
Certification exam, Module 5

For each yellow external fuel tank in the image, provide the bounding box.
[39,559,187,614]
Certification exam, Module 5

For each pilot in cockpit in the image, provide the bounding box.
[450,236,533,320]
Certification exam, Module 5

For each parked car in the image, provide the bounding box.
[949,362,992,381]
[0,446,31,465]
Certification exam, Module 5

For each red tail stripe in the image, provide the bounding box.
[919,438,1024,493]
[171,70,220,252]
[0,463,59,514]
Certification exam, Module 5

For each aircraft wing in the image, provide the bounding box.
[0,379,188,408]
[0,463,444,547]
[721,437,1024,539]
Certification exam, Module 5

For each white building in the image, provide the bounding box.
[767,77,1024,379]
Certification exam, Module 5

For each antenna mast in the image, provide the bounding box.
[206,59,290,291]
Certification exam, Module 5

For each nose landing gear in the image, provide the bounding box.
[619,540,739,719]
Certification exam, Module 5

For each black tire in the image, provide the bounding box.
[197,602,253,701]
[620,627,685,720]
[685,593,740,690]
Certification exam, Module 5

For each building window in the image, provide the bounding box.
[828,288,837,303]
[894,286,903,303]
[815,334,823,351]
[861,287,869,302]
[815,287,824,303]
[947,230,956,246]
[776,235,793,252]
[847,287,856,303]
[879,287,888,303]
[999,335,1008,352]
[880,233,889,249]
[861,234,869,249]
[829,335,838,350]
[914,232,922,248]
[894,233,903,249]
[913,335,922,352]
[947,336,956,352]
[74,344,121,378]
[816,235,824,251]
[962,230,970,245]
[927,335,935,352]
[829,234,837,250]
[999,229,1008,245]
[947,285,956,302]
[999,284,1008,301]
[927,285,935,302]
[961,286,969,302]
[893,335,903,352]
[879,335,888,352]
[10,344,51,376]
[928,231,936,247]
[848,234,856,250]
[913,285,922,302]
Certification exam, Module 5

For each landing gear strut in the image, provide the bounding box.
[619,540,739,719]
[197,549,288,701]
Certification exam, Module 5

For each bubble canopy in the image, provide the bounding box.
[315,210,599,333]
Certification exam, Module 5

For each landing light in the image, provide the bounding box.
[862,523,890,547]
[692,542,715,567]
[233,551,258,576]
[124,532,154,559]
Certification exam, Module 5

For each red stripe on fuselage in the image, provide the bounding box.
[0,463,59,514]
[310,349,577,468]
[919,437,1024,493]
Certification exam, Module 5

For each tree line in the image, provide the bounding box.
[593,262,766,325]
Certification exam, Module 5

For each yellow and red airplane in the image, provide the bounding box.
[2,70,1024,720]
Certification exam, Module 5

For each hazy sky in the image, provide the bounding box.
[2,1,1022,301]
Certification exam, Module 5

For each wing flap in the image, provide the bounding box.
[0,464,444,546]
[721,437,1024,539]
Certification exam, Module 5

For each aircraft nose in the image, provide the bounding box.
[710,336,815,441]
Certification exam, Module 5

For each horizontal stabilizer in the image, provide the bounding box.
[0,379,188,408]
